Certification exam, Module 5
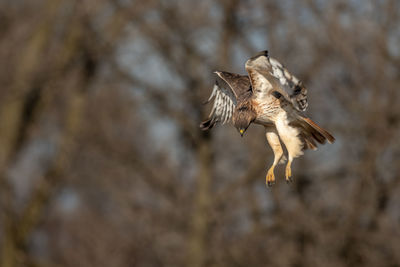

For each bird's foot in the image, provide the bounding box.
[266,167,276,187]
[285,164,292,183]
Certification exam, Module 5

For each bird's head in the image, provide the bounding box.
[233,105,256,137]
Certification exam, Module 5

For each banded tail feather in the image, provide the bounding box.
[293,116,335,150]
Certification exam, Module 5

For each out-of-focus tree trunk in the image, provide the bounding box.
[187,137,212,267]
[0,1,97,265]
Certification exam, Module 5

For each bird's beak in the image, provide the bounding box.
[240,129,244,137]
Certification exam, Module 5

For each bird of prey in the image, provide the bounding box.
[200,51,334,186]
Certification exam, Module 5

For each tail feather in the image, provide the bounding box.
[302,117,335,144]
[300,132,318,150]
[300,117,335,144]
[292,117,334,151]
[311,131,326,144]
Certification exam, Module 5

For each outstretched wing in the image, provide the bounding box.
[245,50,308,111]
[269,57,308,111]
[200,72,251,130]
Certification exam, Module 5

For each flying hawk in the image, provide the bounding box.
[200,51,334,186]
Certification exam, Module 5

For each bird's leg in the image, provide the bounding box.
[275,116,304,184]
[285,157,293,183]
[266,164,276,186]
[265,128,284,186]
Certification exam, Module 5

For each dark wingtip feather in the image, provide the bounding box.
[249,50,269,61]
[255,50,268,57]
[199,119,215,131]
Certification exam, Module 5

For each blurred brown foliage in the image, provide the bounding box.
[0,0,400,266]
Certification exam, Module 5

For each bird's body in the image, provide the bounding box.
[200,51,334,185]
[253,96,284,125]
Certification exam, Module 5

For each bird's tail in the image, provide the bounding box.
[294,116,335,150]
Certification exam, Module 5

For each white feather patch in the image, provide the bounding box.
[275,113,304,159]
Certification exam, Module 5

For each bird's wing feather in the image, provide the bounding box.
[269,57,308,111]
[200,72,251,130]
[215,71,252,101]
[246,68,283,99]
[245,51,308,111]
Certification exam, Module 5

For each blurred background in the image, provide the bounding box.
[0,0,400,266]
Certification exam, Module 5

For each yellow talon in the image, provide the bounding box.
[266,167,276,186]
[285,163,292,183]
